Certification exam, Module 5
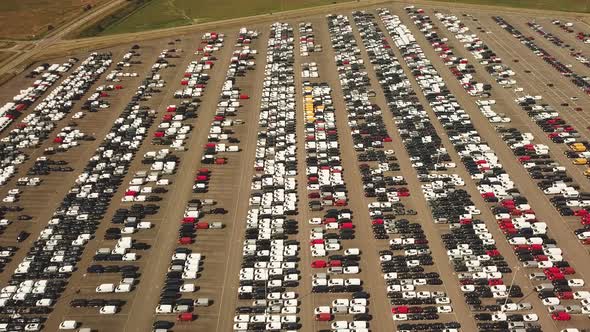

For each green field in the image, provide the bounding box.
[80,0,590,37]
[91,0,353,36]
[435,0,590,13]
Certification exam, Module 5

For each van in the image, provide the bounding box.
[209,222,224,229]
[100,305,118,314]
[115,284,133,293]
[174,304,190,313]
[194,298,210,306]
[96,283,115,293]
[58,320,78,330]
[155,304,172,314]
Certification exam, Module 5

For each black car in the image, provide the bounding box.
[17,231,29,242]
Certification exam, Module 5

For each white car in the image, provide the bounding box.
[392,314,408,320]
[568,279,585,287]
[344,248,360,255]
[331,321,348,329]
[24,324,41,331]
[542,297,560,305]
[309,218,322,225]
[501,303,518,312]
[492,313,507,321]
[350,321,368,328]
[574,291,590,299]
[351,298,367,306]
[348,305,366,314]
[345,278,361,286]
[332,299,349,307]
[437,305,453,313]
[58,321,77,330]
[343,266,359,274]
[314,306,330,314]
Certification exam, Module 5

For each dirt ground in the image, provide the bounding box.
[0,2,589,332]
[0,0,108,40]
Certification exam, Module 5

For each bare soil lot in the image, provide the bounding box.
[0,0,108,40]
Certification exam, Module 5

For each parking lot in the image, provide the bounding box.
[0,2,589,332]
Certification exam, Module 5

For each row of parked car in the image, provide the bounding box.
[436,13,587,150]
[156,45,208,152]
[380,7,548,330]
[0,58,77,132]
[199,27,256,184]
[153,247,211,327]
[147,33,231,331]
[493,16,590,95]
[0,53,112,186]
[526,21,590,68]
[299,22,321,56]
[434,13,517,89]
[397,7,590,325]
[174,33,223,99]
[348,11,462,330]
[411,11,490,97]
[47,125,94,156]
[234,22,301,332]
[432,12,590,243]
[0,48,178,331]
[303,82,347,210]
[309,14,371,330]
[88,59,130,112]
[105,48,141,82]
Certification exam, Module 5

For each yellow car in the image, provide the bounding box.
[585,168,590,177]
[570,143,587,152]
[573,158,588,165]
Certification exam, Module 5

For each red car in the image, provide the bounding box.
[178,237,193,245]
[486,250,500,257]
[488,279,503,286]
[551,312,571,321]
[557,291,573,300]
[535,255,548,262]
[391,306,409,314]
[177,313,194,321]
[328,260,342,267]
[311,260,327,268]
[546,271,565,280]
[372,219,384,225]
